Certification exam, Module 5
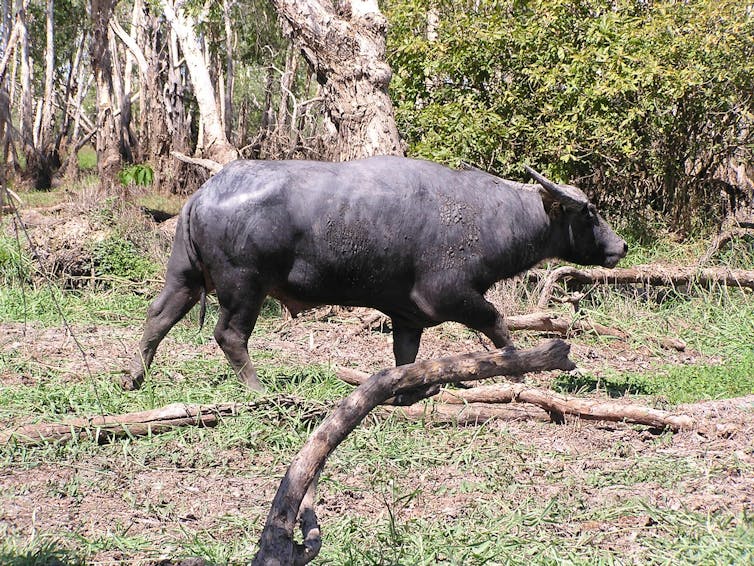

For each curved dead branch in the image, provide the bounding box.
[252,339,575,565]
[337,370,696,430]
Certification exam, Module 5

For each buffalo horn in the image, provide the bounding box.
[524,165,589,209]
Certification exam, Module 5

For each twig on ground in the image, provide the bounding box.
[0,396,326,446]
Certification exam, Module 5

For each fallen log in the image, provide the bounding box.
[0,396,325,447]
[252,339,575,565]
[535,264,754,308]
[337,369,695,430]
[343,310,627,340]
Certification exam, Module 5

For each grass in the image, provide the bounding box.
[1,197,753,564]
[554,352,754,405]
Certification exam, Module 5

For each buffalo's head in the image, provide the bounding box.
[525,166,628,268]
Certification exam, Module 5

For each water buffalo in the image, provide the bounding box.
[127,156,627,392]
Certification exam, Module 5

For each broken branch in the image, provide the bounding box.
[252,339,575,565]
[170,151,224,174]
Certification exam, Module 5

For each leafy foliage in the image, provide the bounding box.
[386,0,754,229]
[117,164,154,187]
[91,235,158,281]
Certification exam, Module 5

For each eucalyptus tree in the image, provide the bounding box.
[270,0,403,160]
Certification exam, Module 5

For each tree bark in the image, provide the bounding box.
[252,340,575,565]
[270,0,403,160]
[161,0,237,165]
[90,0,124,188]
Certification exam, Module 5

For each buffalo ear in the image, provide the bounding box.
[538,186,559,215]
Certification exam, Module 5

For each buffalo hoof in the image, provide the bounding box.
[242,377,265,392]
[119,370,144,391]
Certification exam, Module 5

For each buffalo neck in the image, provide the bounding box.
[480,188,559,287]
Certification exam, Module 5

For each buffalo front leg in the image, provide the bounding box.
[128,285,201,390]
[214,292,265,391]
[475,308,513,349]
[445,292,513,349]
[390,323,439,405]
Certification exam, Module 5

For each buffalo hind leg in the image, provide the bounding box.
[214,289,265,391]
[128,282,201,390]
[390,323,439,405]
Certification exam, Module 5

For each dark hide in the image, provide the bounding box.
[128,156,627,391]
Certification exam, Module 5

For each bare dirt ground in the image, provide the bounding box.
[1,312,753,564]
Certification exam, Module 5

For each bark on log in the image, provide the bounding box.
[381,402,549,425]
[0,397,323,446]
[535,265,754,308]
[337,369,696,430]
[252,339,575,565]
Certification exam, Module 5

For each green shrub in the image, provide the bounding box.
[386,0,754,229]
[91,235,158,281]
[117,164,154,187]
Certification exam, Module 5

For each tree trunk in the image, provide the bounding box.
[271,0,403,161]
[17,0,52,188]
[38,0,55,164]
[60,34,91,181]
[222,0,234,144]
[108,15,135,163]
[90,0,124,188]
[161,0,237,165]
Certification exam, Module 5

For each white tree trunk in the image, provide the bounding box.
[38,0,54,154]
[161,0,237,164]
